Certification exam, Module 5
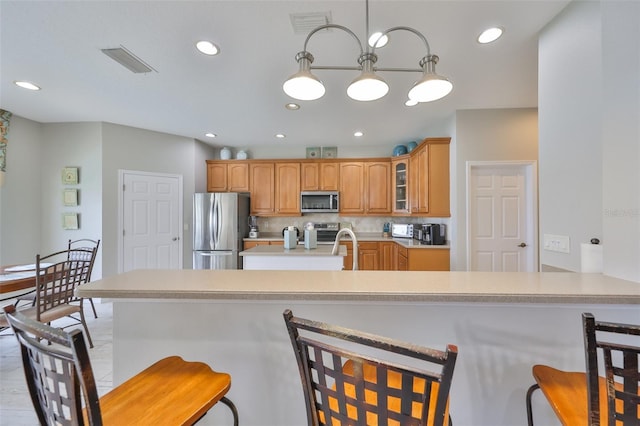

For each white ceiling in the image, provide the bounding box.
[0,0,569,151]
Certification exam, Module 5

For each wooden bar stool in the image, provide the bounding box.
[526,312,640,425]
[283,309,458,426]
[3,305,239,426]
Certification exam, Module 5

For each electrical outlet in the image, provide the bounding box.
[543,234,570,253]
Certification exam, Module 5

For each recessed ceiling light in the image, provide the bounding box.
[14,81,41,91]
[275,133,286,139]
[354,131,364,137]
[368,32,388,48]
[477,27,503,44]
[196,40,220,56]
[405,99,418,107]
[285,103,300,110]
[205,133,217,138]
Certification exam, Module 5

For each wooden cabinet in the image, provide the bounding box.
[365,161,391,214]
[275,162,300,215]
[301,162,339,191]
[409,139,450,217]
[339,163,366,214]
[358,242,380,270]
[379,241,396,270]
[207,162,249,192]
[249,163,275,215]
[243,240,269,250]
[407,248,450,271]
[391,157,410,214]
[397,246,408,271]
[340,161,391,215]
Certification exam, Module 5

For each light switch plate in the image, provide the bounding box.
[543,234,570,253]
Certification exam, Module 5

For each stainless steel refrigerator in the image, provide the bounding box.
[193,192,250,269]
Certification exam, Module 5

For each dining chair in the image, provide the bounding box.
[1,247,97,347]
[3,304,239,426]
[14,239,101,318]
[67,238,101,318]
[525,312,640,425]
[283,309,458,426]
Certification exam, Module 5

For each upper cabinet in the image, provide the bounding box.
[205,137,449,218]
[339,161,391,215]
[207,162,249,192]
[301,162,339,191]
[275,162,301,215]
[391,158,409,214]
[249,162,275,215]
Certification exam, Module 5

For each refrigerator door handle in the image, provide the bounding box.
[208,195,216,247]
[215,197,222,244]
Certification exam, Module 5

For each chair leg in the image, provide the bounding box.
[220,396,239,426]
[525,383,540,426]
[78,309,94,349]
[87,298,98,319]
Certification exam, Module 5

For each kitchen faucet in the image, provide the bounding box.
[331,228,358,271]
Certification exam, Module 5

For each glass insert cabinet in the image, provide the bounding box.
[392,158,409,214]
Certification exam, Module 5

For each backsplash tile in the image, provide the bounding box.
[257,214,448,233]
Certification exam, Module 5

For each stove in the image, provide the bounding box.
[306,222,340,242]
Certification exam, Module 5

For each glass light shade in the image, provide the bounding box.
[347,73,389,101]
[283,72,326,101]
[408,75,453,102]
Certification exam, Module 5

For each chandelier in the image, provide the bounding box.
[283,0,453,103]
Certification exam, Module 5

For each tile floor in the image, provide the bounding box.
[0,301,113,425]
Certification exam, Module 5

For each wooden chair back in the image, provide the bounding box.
[583,312,640,426]
[3,304,102,425]
[283,309,458,426]
[35,247,97,320]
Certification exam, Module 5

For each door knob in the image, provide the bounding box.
[517,242,527,248]
[172,237,180,241]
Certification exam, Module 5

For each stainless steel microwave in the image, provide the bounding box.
[300,191,339,213]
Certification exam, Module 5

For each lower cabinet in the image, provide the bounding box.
[243,240,283,250]
[379,242,396,271]
[407,248,450,271]
[358,242,380,270]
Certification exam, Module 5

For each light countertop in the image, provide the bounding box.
[244,232,450,249]
[77,270,640,304]
[240,245,346,257]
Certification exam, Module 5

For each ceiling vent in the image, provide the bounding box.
[290,11,332,35]
[101,46,156,74]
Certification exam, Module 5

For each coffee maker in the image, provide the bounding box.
[422,224,446,245]
[248,216,259,238]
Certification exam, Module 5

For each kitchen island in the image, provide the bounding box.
[240,244,346,270]
[77,270,640,426]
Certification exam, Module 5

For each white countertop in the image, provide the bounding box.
[240,245,346,257]
[245,233,450,249]
[77,270,640,304]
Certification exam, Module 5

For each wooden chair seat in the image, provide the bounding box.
[86,356,231,425]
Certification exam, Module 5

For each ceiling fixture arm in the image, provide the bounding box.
[370,26,431,57]
[303,24,364,57]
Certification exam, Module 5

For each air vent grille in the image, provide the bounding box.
[290,11,332,35]
[101,46,156,74]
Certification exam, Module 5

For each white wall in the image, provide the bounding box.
[453,108,539,270]
[100,123,199,276]
[0,116,42,265]
[601,1,640,281]
[39,123,103,278]
[539,0,640,282]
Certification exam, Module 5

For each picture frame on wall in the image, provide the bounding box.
[306,147,321,159]
[63,189,78,206]
[321,146,338,158]
[62,167,78,185]
[62,213,79,230]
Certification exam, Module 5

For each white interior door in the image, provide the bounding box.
[467,162,537,272]
[119,170,183,272]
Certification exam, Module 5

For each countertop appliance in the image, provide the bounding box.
[193,192,250,270]
[391,223,414,238]
[248,215,259,238]
[300,191,339,213]
[422,224,447,245]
